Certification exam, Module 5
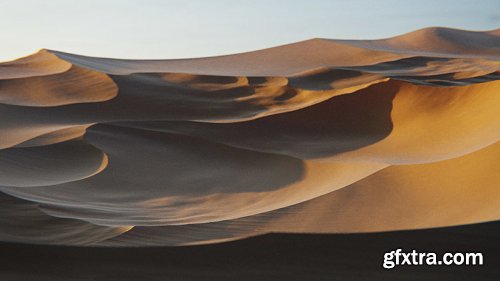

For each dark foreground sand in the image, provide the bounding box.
[0,221,499,281]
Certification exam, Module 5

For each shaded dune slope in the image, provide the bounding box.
[0,27,499,246]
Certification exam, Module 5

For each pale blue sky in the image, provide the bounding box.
[1,0,499,61]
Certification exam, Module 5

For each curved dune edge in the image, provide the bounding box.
[127,79,500,163]
[0,49,71,79]
[14,125,91,148]
[0,139,109,187]
[1,124,388,226]
[0,27,499,246]
[97,140,500,246]
[0,191,131,245]
[0,65,118,107]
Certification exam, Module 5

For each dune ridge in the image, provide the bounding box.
[0,27,499,246]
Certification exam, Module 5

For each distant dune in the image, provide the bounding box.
[0,27,499,247]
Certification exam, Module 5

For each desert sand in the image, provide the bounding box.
[0,27,499,249]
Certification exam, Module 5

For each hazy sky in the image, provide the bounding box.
[1,0,499,61]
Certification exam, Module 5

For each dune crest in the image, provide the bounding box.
[0,27,499,246]
[0,49,71,79]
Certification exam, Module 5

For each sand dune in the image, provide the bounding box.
[0,65,117,106]
[339,27,500,58]
[97,140,500,246]
[0,139,108,187]
[0,27,499,246]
